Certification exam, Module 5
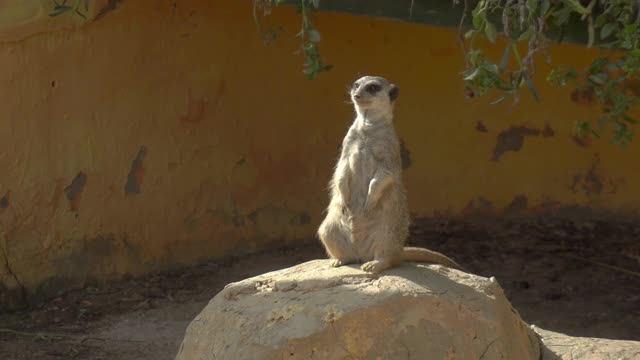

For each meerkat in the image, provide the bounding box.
[317,75,465,274]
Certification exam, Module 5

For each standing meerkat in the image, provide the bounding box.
[317,75,465,274]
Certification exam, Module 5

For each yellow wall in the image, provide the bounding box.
[0,0,638,308]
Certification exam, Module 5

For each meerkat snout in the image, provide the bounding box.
[350,76,400,110]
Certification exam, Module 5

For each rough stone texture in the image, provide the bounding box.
[176,260,541,360]
[535,327,640,360]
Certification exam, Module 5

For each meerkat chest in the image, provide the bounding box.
[347,137,377,176]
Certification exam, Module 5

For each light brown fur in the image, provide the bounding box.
[317,75,465,274]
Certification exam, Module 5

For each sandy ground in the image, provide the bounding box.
[1,215,639,359]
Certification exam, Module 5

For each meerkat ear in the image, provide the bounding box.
[389,85,400,102]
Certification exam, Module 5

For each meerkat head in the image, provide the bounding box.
[350,76,399,117]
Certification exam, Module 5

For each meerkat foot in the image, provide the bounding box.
[330,259,344,267]
[361,259,392,273]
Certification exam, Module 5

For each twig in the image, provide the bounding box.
[558,254,640,278]
[457,0,470,67]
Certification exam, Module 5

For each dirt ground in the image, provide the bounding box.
[1,215,639,360]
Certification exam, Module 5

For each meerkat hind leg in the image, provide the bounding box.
[318,219,357,268]
[361,237,399,273]
[361,258,394,273]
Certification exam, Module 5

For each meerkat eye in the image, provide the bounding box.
[353,82,361,90]
[366,84,381,93]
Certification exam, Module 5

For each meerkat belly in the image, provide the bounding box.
[347,144,376,212]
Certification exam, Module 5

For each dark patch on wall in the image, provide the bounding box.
[542,125,555,137]
[570,155,607,196]
[26,233,143,307]
[181,89,208,124]
[505,195,528,214]
[492,126,541,161]
[0,192,8,208]
[0,283,26,312]
[125,146,147,195]
[290,212,312,225]
[299,212,311,224]
[572,135,589,148]
[64,172,87,211]
[476,121,488,133]
[50,80,56,88]
[461,197,495,216]
[95,0,124,21]
[570,87,596,106]
[399,139,412,169]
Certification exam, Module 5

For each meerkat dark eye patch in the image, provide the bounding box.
[365,83,382,93]
[389,85,400,101]
[353,82,361,90]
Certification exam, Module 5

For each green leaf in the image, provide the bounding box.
[600,23,616,40]
[528,0,539,16]
[464,68,481,81]
[595,14,608,28]
[490,94,509,105]
[589,73,607,84]
[522,72,539,102]
[499,44,511,72]
[518,28,532,41]
[472,7,485,29]
[561,0,590,15]
[541,0,550,15]
[623,115,638,124]
[308,29,321,43]
[464,29,476,39]
[467,50,482,66]
[484,21,497,43]
[484,63,499,74]
[553,7,573,27]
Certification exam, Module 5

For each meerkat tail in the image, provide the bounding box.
[402,247,466,272]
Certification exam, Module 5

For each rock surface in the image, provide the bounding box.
[176,260,541,360]
[534,327,640,360]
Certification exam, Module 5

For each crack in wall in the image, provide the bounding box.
[0,237,26,303]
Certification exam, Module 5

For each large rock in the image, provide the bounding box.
[176,260,541,360]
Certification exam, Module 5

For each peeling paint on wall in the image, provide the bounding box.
[505,195,528,214]
[0,192,8,209]
[95,0,124,21]
[570,88,596,106]
[572,135,590,148]
[475,121,488,133]
[461,197,495,216]
[64,172,87,211]
[542,125,554,137]
[570,155,606,196]
[125,146,147,195]
[492,126,541,161]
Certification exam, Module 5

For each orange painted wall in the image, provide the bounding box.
[0,0,637,308]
